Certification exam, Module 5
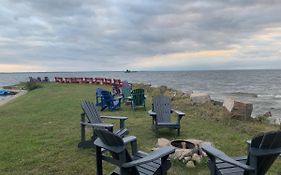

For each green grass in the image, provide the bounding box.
[0,83,280,175]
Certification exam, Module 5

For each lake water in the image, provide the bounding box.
[1,70,281,119]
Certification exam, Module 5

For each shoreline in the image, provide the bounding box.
[0,90,27,106]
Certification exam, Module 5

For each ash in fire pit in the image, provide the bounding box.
[171,140,196,149]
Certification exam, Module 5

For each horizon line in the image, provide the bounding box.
[0,68,281,74]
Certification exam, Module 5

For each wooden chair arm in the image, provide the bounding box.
[100,116,127,129]
[250,147,281,156]
[148,110,157,116]
[122,146,175,168]
[80,122,113,129]
[100,116,128,120]
[122,136,137,144]
[202,144,255,171]
[171,109,185,116]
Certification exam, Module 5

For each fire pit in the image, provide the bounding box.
[154,138,211,168]
[170,140,196,149]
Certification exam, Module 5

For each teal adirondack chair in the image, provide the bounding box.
[121,86,131,103]
[130,88,146,110]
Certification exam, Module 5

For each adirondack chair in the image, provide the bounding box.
[94,128,175,175]
[121,86,131,103]
[130,89,146,110]
[78,101,128,148]
[96,88,104,107]
[101,90,122,111]
[202,130,281,175]
[112,84,121,96]
[148,96,185,136]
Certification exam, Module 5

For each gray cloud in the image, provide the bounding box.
[0,0,281,71]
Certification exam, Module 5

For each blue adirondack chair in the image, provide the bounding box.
[94,128,175,175]
[95,88,104,107]
[100,90,121,111]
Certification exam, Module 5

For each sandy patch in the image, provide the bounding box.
[0,90,27,106]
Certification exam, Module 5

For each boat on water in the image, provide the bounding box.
[124,69,137,73]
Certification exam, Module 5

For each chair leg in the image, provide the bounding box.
[177,128,180,136]
[96,146,103,175]
[155,128,159,137]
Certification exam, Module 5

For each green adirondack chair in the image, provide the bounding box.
[121,86,131,103]
[130,88,146,110]
[202,130,281,175]
[94,128,175,175]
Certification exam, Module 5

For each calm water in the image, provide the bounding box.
[1,70,281,119]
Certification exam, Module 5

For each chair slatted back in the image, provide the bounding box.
[122,80,130,87]
[96,88,103,97]
[248,130,281,175]
[81,101,102,124]
[122,87,131,99]
[101,90,114,106]
[131,89,145,106]
[95,128,124,147]
[153,96,171,123]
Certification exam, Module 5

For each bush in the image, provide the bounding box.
[24,81,42,91]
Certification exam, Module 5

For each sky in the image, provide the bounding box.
[0,0,281,72]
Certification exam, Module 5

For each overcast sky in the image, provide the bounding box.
[1,0,281,72]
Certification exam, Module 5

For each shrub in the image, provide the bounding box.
[24,81,42,91]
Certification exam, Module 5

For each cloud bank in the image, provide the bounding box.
[0,0,281,72]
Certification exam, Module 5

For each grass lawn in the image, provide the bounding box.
[0,83,280,175]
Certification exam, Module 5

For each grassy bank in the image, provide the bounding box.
[0,83,280,175]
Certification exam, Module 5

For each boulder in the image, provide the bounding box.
[186,161,195,168]
[190,93,211,104]
[267,117,281,125]
[192,153,201,164]
[223,97,253,119]
[156,138,170,147]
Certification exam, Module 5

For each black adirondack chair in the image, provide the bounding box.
[131,88,146,110]
[78,101,128,148]
[148,96,185,136]
[94,128,175,175]
[202,130,281,175]
[100,90,122,111]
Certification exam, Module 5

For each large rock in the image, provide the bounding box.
[267,117,281,125]
[190,93,211,104]
[157,138,170,147]
[223,97,253,119]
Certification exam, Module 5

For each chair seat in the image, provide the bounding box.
[111,152,168,175]
[157,122,179,128]
[212,156,247,175]
[113,101,120,106]
[113,128,129,138]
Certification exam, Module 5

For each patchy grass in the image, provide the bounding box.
[0,83,280,175]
